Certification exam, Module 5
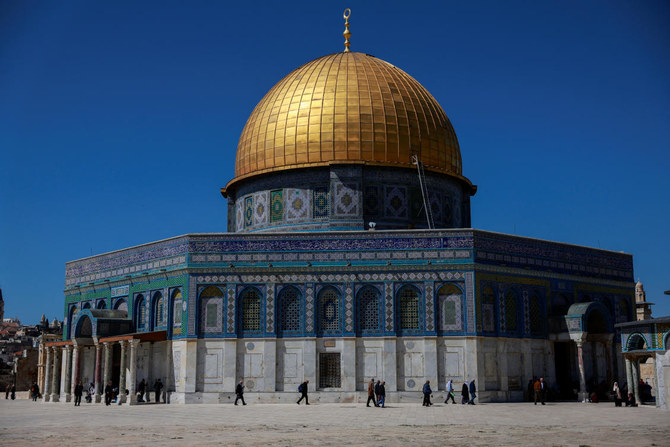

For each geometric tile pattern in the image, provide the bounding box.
[244,196,253,228]
[236,200,244,232]
[443,196,453,227]
[305,286,314,333]
[253,191,268,226]
[313,186,329,219]
[384,185,407,218]
[363,185,379,216]
[465,273,474,332]
[270,190,283,222]
[344,283,354,332]
[266,283,275,333]
[424,282,434,331]
[226,285,236,334]
[523,290,530,334]
[384,282,394,331]
[334,182,359,216]
[428,191,443,224]
[286,188,309,220]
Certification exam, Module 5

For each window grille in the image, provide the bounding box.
[482,287,495,332]
[242,290,261,331]
[206,302,218,328]
[505,291,517,332]
[280,288,301,332]
[319,289,340,332]
[398,287,420,330]
[319,353,341,388]
[529,293,542,334]
[437,284,462,331]
[136,296,145,329]
[357,287,380,332]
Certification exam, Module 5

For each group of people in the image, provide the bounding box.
[420,379,477,406]
[135,378,164,404]
[366,379,387,407]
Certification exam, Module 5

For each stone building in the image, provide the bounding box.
[42,13,636,405]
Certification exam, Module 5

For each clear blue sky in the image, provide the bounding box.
[1,1,668,324]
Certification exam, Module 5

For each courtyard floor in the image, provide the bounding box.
[0,398,667,446]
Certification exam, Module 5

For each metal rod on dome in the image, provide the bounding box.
[343,9,351,53]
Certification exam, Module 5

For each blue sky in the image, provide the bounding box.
[1,1,668,323]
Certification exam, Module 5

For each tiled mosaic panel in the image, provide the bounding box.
[424,282,434,331]
[286,189,309,220]
[319,288,340,331]
[444,197,453,227]
[312,186,329,219]
[429,191,443,224]
[266,283,275,332]
[363,185,380,216]
[409,187,422,219]
[253,192,268,226]
[344,283,354,332]
[523,291,530,334]
[244,196,253,228]
[270,190,283,222]
[384,283,394,331]
[226,285,236,333]
[334,182,359,216]
[305,286,314,332]
[384,186,407,218]
[465,273,474,332]
[200,297,223,334]
[236,201,244,232]
[188,276,197,336]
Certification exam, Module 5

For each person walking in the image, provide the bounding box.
[104,380,113,406]
[10,384,15,400]
[153,378,163,403]
[74,380,84,406]
[378,381,386,408]
[30,383,40,402]
[137,379,146,402]
[374,380,382,406]
[5,383,10,399]
[422,380,432,406]
[297,379,309,405]
[534,378,545,405]
[367,378,377,407]
[235,380,246,405]
[461,381,469,404]
[468,379,477,405]
[613,382,622,407]
[444,379,456,404]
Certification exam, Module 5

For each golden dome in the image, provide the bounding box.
[226,52,470,192]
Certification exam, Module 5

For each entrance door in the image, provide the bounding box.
[319,353,341,389]
[554,342,576,400]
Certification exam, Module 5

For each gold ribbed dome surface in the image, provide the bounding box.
[230,52,463,187]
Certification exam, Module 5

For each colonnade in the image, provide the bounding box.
[41,339,140,404]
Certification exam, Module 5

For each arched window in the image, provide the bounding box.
[551,293,572,316]
[199,286,224,333]
[82,302,91,310]
[397,286,420,331]
[114,299,127,312]
[278,286,301,334]
[135,295,146,330]
[97,300,107,309]
[240,288,261,333]
[318,288,340,334]
[356,286,381,334]
[482,286,495,332]
[68,306,78,339]
[437,284,462,332]
[529,292,543,335]
[153,292,165,329]
[171,289,183,329]
[504,290,518,332]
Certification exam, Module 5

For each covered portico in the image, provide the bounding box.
[41,309,167,405]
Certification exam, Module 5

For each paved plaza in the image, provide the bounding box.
[0,398,667,446]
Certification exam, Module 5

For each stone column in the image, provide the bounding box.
[43,346,52,402]
[94,342,103,403]
[63,346,73,402]
[604,337,613,385]
[575,339,587,402]
[631,358,640,405]
[127,340,139,405]
[382,338,398,393]
[102,342,112,395]
[262,339,277,392]
[625,356,633,400]
[71,344,81,395]
[51,346,61,402]
[118,341,127,404]
[341,338,356,392]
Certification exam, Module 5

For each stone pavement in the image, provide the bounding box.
[0,398,667,446]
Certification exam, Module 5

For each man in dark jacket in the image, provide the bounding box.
[74,380,84,406]
[137,379,146,402]
[367,379,377,407]
[154,378,163,403]
[104,380,113,406]
[461,381,469,404]
[31,383,40,401]
[422,380,432,406]
[468,379,477,405]
[378,381,386,408]
[235,380,246,405]
[297,379,309,405]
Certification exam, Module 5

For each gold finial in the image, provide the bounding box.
[343,8,351,53]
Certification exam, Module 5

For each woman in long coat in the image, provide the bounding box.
[461,381,469,404]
